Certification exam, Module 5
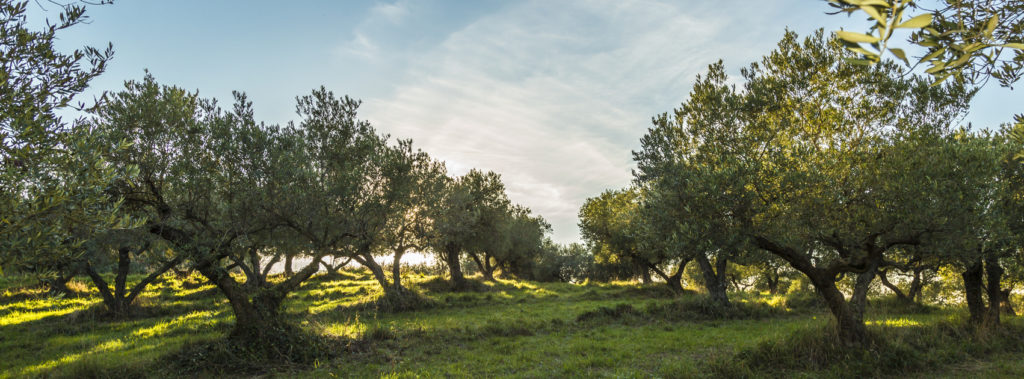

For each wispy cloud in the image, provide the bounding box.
[370,2,410,24]
[358,0,775,243]
[340,32,379,59]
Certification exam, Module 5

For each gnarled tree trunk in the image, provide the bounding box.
[196,254,321,339]
[649,259,689,294]
[468,252,495,281]
[444,243,467,290]
[352,249,393,293]
[962,259,986,325]
[695,253,730,306]
[754,236,867,344]
[851,257,881,323]
[84,251,182,317]
[818,278,868,344]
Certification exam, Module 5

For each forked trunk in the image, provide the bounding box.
[650,260,688,294]
[818,279,868,344]
[84,251,181,317]
[752,237,867,344]
[695,253,729,306]
[907,267,925,302]
[196,254,321,338]
[851,258,881,323]
[482,254,495,281]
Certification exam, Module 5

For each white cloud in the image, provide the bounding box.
[353,0,819,244]
[369,2,409,24]
[357,0,752,244]
[339,32,378,59]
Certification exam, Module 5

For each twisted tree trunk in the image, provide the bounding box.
[84,252,182,317]
[851,257,881,323]
[695,253,730,306]
[196,254,321,339]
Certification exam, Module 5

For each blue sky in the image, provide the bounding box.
[38,0,1024,244]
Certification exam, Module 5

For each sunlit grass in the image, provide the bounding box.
[868,317,924,327]
[1,271,1022,377]
[0,298,99,326]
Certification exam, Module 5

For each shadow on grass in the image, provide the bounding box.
[574,284,693,301]
[334,289,438,315]
[707,321,1024,378]
[413,277,514,294]
[574,296,791,326]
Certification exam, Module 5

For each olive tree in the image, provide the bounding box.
[426,169,509,289]
[634,30,974,343]
[0,0,128,279]
[95,77,348,341]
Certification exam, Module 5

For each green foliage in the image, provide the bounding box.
[828,0,1024,88]
[630,28,991,342]
[0,0,133,277]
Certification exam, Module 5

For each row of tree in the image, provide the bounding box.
[1,1,560,343]
[580,30,1024,344]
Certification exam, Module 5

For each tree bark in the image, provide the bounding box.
[908,267,925,303]
[113,247,130,301]
[482,254,495,281]
[984,256,1003,325]
[851,257,880,323]
[196,254,321,339]
[962,259,986,325]
[444,243,467,290]
[666,259,689,294]
[695,253,730,306]
[753,236,867,344]
[284,254,294,276]
[353,252,392,292]
[648,262,685,294]
[392,250,405,290]
[640,265,652,284]
[469,252,495,281]
[878,269,909,302]
[765,268,780,295]
[84,255,182,317]
[1000,289,1016,316]
[818,278,868,344]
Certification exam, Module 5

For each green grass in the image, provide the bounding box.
[1,271,1022,378]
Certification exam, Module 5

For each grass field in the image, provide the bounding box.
[2,271,1023,378]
